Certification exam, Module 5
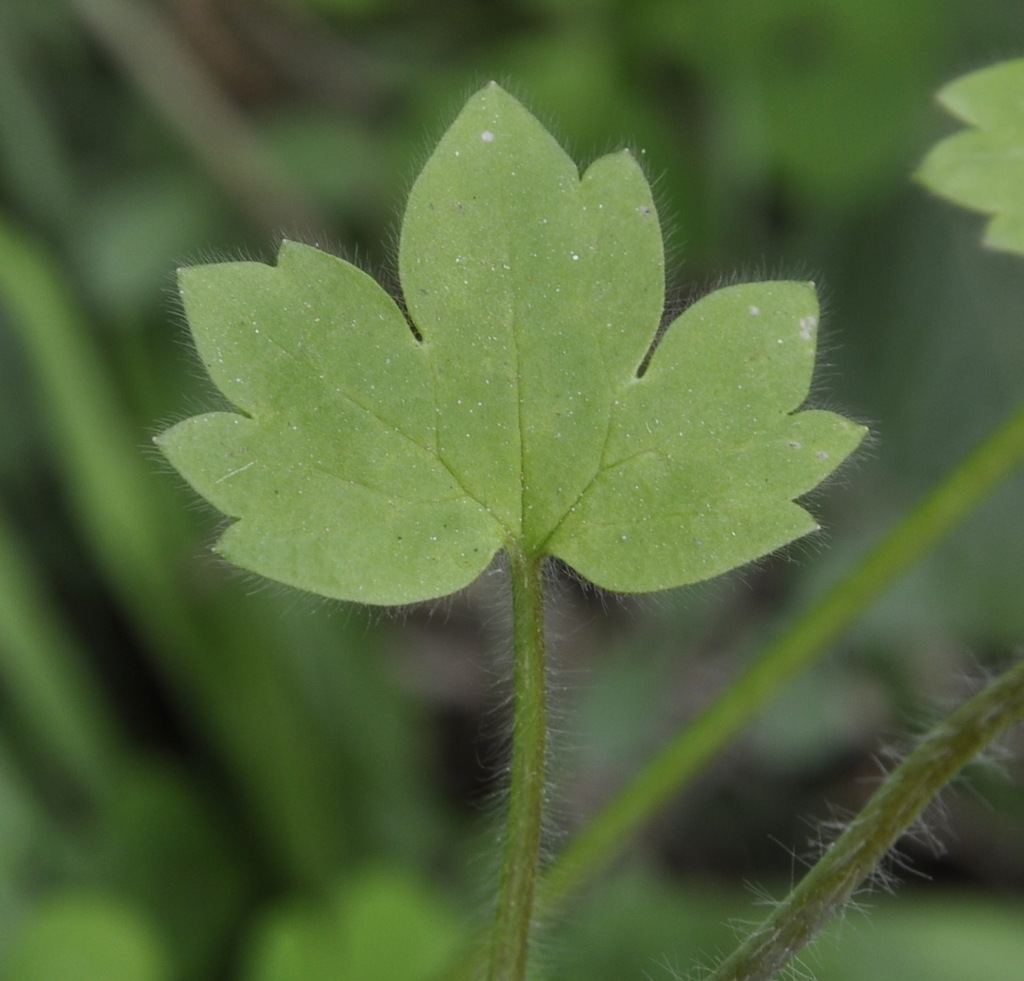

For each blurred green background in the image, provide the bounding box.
[2,1,1024,978]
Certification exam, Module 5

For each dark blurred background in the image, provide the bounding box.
[2,1,1024,979]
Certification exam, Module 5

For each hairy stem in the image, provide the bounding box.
[707,654,1024,981]
[488,544,547,981]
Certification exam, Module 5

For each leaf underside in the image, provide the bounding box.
[158,83,864,605]
[916,59,1024,256]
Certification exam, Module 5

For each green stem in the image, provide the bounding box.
[707,654,1024,981]
[537,399,1024,917]
[488,544,548,981]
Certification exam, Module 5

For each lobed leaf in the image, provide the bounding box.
[916,59,1024,256]
[158,83,864,604]
[548,282,864,591]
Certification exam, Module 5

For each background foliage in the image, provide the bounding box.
[1,1,1024,978]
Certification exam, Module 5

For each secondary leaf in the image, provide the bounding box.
[917,59,1024,255]
[157,83,864,605]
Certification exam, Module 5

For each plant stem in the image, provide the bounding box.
[537,398,1024,917]
[488,544,548,981]
[706,653,1024,981]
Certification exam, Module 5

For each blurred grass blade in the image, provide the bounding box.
[0,505,119,798]
[68,0,317,233]
[0,214,350,886]
[0,215,171,609]
[0,20,77,234]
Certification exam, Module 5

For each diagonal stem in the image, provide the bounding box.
[707,653,1024,981]
[487,543,548,981]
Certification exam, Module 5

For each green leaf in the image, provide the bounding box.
[158,83,864,604]
[917,59,1024,255]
